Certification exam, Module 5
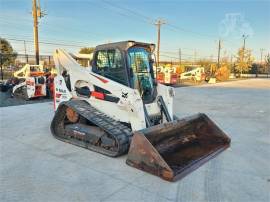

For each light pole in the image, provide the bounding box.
[217,39,221,69]
[0,53,3,81]
[241,34,249,77]
[260,48,265,75]
[242,34,248,51]
[178,48,181,67]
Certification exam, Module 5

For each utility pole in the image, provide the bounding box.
[260,49,264,64]
[23,40,28,63]
[0,54,3,80]
[178,48,181,67]
[267,53,270,77]
[210,55,213,62]
[217,39,221,69]
[230,54,234,75]
[241,34,249,77]
[193,49,197,65]
[243,34,248,51]
[32,0,45,65]
[23,40,27,56]
[32,0,39,65]
[154,19,166,67]
[260,48,265,74]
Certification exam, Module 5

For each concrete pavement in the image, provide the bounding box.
[1,79,269,202]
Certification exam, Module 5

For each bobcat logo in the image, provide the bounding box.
[122,92,128,99]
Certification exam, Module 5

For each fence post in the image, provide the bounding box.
[48,56,51,66]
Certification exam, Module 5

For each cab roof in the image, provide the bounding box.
[95,40,155,53]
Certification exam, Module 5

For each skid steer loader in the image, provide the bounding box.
[51,41,230,181]
[9,64,47,99]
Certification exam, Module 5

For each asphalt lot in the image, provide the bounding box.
[0,78,269,202]
[0,89,51,107]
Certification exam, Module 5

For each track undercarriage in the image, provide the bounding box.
[13,85,29,100]
[51,99,132,157]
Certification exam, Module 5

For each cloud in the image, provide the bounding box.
[219,13,254,38]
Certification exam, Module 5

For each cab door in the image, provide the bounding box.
[92,49,129,86]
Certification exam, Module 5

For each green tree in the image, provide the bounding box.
[79,47,95,54]
[0,38,17,66]
[235,47,253,74]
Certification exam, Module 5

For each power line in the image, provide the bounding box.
[96,1,150,26]
[0,18,103,41]
[160,51,218,58]
[1,1,241,49]
[99,1,242,48]
[159,54,194,60]
[2,1,241,54]
[160,54,214,62]
[99,1,217,41]
[4,37,86,48]
[1,33,91,47]
[0,18,32,26]
[101,0,153,24]
[160,51,194,57]
[160,54,181,59]
[166,23,216,40]
[1,2,246,60]
[100,1,212,40]
[101,0,216,41]
[0,15,105,41]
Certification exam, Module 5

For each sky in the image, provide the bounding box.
[0,0,270,62]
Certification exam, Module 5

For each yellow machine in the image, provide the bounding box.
[180,66,206,82]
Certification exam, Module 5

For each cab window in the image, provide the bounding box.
[94,49,128,85]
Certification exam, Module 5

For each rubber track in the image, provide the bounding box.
[13,86,28,100]
[51,99,132,157]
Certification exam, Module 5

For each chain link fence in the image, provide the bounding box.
[0,53,55,80]
[1,53,269,81]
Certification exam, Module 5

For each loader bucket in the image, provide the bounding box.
[126,113,230,181]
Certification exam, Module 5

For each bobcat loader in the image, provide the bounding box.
[156,65,178,85]
[51,41,230,181]
[12,64,47,99]
[180,66,206,82]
